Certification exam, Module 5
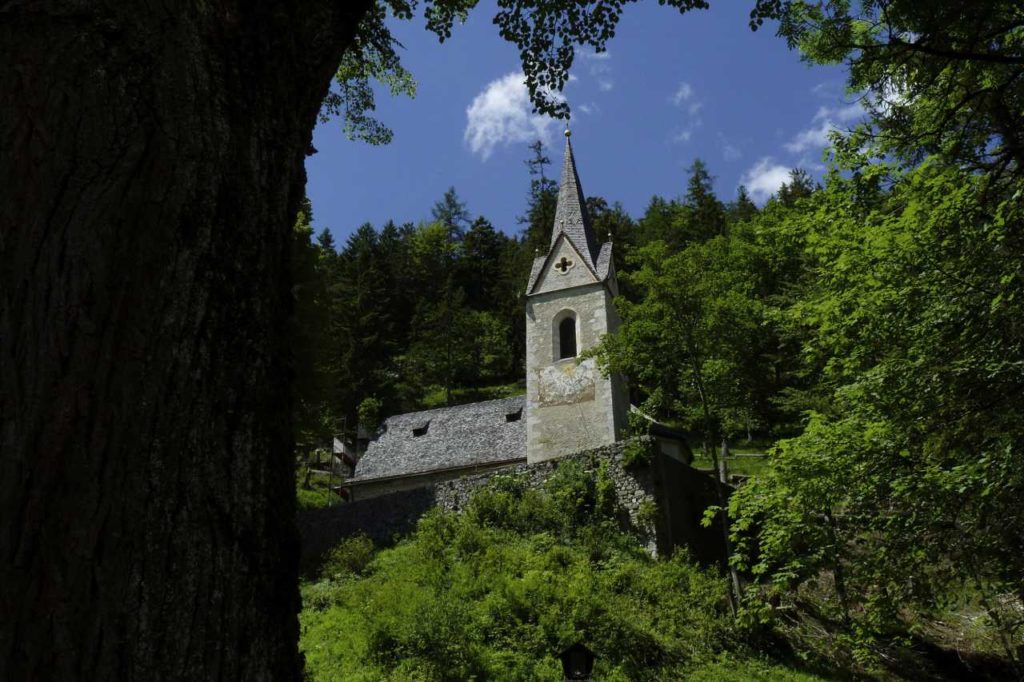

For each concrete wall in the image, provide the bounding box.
[525,283,628,463]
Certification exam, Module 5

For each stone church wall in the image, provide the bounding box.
[524,284,629,463]
[297,437,725,570]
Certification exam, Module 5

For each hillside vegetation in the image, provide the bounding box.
[296,2,1024,677]
[300,464,829,681]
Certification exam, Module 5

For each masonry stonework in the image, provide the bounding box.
[525,284,628,462]
[298,437,726,569]
[523,131,629,464]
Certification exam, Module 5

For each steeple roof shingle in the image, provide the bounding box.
[550,131,600,270]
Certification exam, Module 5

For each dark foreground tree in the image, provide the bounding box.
[1,3,379,678]
[0,1,719,678]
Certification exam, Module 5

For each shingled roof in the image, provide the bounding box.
[526,131,614,295]
[349,396,526,482]
[550,131,600,270]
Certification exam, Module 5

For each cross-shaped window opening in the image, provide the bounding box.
[554,256,574,274]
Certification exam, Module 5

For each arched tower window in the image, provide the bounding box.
[558,316,577,359]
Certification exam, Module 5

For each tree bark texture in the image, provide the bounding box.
[0,1,372,679]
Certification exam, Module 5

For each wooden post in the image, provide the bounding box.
[718,438,729,485]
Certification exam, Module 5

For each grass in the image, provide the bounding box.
[419,380,526,410]
[689,436,775,478]
[691,455,773,478]
[296,469,340,510]
[685,657,836,681]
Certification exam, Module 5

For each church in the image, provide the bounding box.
[344,129,687,501]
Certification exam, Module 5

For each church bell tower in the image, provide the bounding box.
[524,128,629,463]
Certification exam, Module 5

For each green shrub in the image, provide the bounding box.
[595,460,618,518]
[637,498,659,529]
[300,459,751,680]
[320,534,375,579]
[621,438,653,468]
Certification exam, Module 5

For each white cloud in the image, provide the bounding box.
[784,102,865,153]
[784,120,833,154]
[820,102,864,123]
[811,80,842,98]
[578,49,611,62]
[795,154,827,173]
[741,157,791,203]
[722,142,742,162]
[873,78,911,117]
[578,102,599,116]
[666,81,703,144]
[670,82,693,106]
[464,72,563,161]
[578,48,614,92]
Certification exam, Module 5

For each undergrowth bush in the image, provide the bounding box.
[300,461,828,680]
[320,535,375,579]
[621,438,654,468]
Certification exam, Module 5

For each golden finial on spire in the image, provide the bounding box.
[564,124,571,138]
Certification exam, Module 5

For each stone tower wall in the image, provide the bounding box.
[525,283,628,463]
[531,236,596,295]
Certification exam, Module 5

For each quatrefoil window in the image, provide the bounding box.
[554,256,574,275]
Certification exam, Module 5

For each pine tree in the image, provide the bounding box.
[777,168,815,207]
[519,140,558,254]
[588,197,637,290]
[376,220,417,359]
[635,195,679,248]
[290,200,336,448]
[682,158,726,242]
[316,228,337,254]
[431,186,471,243]
[459,217,507,311]
[329,224,396,427]
[427,189,472,405]
[728,185,759,226]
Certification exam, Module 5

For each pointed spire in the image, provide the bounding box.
[550,128,600,269]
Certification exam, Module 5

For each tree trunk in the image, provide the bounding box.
[0,1,371,678]
[685,337,741,613]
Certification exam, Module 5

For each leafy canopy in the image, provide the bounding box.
[751,0,1024,179]
[328,0,717,142]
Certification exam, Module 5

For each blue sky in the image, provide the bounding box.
[305,2,862,245]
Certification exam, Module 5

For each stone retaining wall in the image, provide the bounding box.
[297,437,723,572]
[431,439,659,554]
